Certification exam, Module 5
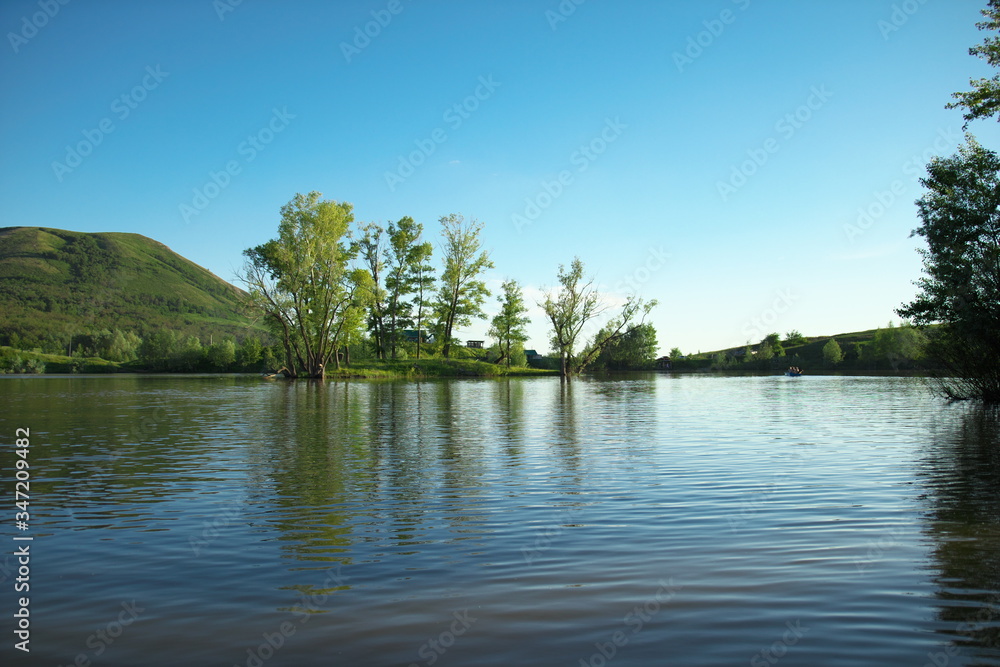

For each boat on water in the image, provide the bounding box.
[785,366,803,377]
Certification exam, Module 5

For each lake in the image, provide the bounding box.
[1,374,998,666]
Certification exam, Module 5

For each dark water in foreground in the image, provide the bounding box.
[0,374,998,666]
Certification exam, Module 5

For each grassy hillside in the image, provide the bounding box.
[0,226,254,349]
[675,326,932,372]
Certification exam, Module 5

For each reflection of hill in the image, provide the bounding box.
[919,405,1000,658]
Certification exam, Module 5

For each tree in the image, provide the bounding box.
[435,214,494,358]
[542,257,656,378]
[595,322,658,370]
[385,217,433,360]
[239,192,367,378]
[488,280,530,367]
[948,0,1000,126]
[237,336,263,369]
[412,241,436,360]
[822,338,843,366]
[357,222,388,360]
[897,137,1000,401]
[762,332,785,357]
[784,330,806,346]
[207,339,237,370]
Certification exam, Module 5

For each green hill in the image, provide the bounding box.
[0,226,254,351]
[677,325,931,373]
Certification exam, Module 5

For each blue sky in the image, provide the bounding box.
[2,0,999,355]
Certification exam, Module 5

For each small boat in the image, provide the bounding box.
[785,371,802,377]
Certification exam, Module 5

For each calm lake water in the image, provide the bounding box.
[1,374,998,666]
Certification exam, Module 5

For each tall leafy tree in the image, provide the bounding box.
[385,216,433,359]
[239,192,367,378]
[357,222,388,360]
[488,279,530,368]
[542,257,656,378]
[435,214,494,358]
[949,0,1000,126]
[412,241,436,359]
[897,137,1000,401]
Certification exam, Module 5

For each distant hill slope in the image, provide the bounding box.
[0,226,254,347]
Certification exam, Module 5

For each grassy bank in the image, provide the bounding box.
[0,346,558,378]
[320,359,558,379]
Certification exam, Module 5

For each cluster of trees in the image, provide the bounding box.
[239,193,658,378]
[136,331,274,372]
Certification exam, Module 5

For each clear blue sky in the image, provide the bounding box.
[3,0,999,354]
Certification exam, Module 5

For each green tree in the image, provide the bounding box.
[207,339,237,370]
[239,192,367,378]
[822,338,843,366]
[488,279,530,368]
[357,222,388,360]
[412,242,436,360]
[236,336,263,369]
[542,257,656,378]
[595,322,658,370]
[669,347,682,359]
[784,330,806,346]
[435,214,494,358]
[897,137,1000,401]
[948,0,1000,126]
[385,217,433,360]
[762,332,785,357]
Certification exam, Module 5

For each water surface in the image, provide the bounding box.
[1,374,998,666]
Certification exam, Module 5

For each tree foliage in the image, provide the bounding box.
[239,192,368,378]
[594,322,658,370]
[542,257,656,378]
[385,217,434,360]
[488,279,530,368]
[435,214,493,358]
[949,0,1000,126]
[822,338,843,366]
[897,137,1000,400]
